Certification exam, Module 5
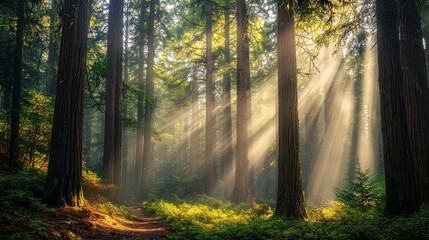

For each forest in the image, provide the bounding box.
[1,0,429,239]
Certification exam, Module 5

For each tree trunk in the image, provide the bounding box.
[141,0,157,201]
[398,0,429,203]
[8,0,26,169]
[43,0,90,206]
[375,0,420,214]
[274,0,307,219]
[104,0,124,200]
[135,0,146,200]
[122,0,130,199]
[221,0,233,198]
[46,0,59,96]
[232,0,251,203]
[205,0,215,196]
[190,64,199,178]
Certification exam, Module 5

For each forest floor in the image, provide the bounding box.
[46,205,170,239]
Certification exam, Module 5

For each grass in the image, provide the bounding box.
[143,195,429,240]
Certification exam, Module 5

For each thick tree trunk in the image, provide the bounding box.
[205,0,215,196]
[46,0,59,96]
[141,0,157,201]
[43,0,90,206]
[135,0,146,200]
[398,0,429,203]
[8,0,26,169]
[232,0,251,203]
[104,0,124,200]
[376,0,420,214]
[221,0,233,198]
[275,0,307,219]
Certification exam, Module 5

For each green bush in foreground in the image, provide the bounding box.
[143,195,429,240]
[0,168,51,239]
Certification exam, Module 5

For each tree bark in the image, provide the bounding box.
[375,0,420,214]
[232,0,252,203]
[205,0,215,196]
[141,0,157,201]
[104,0,124,200]
[8,0,26,169]
[43,0,90,206]
[398,0,429,203]
[274,0,307,219]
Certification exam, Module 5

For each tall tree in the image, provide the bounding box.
[375,0,420,214]
[122,0,130,198]
[190,64,199,179]
[135,0,146,200]
[274,0,307,219]
[205,0,215,196]
[232,0,252,203]
[103,0,124,198]
[221,0,233,198]
[141,0,157,200]
[43,0,90,206]
[8,0,26,169]
[46,0,59,96]
[398,0,429,202]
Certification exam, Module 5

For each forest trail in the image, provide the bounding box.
[48,205,169,239]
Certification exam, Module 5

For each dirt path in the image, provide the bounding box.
[48,205,170,239]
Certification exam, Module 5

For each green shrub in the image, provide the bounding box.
[0,168,50,239]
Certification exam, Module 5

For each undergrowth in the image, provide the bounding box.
[0,168,51,239]
[143,195,429,240]
[0,168,131,239]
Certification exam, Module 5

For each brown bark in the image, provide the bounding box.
[221,0,233,198]
[398,0,429,203]
[205,0,215,196]
[376,0,420,214]
[141,0,157,201]
[8,0,26,169]
[274,0,307,219]
[43,0,90,206]
[104,0,124,199]
[232,0,252,203]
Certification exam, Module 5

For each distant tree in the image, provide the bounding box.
[135,0,146,201]
[122,0,130,198]
[398,0,429,203]
[8,0,26,169]
[205,0,215,196]
[190,64,200,179]
[43,0,90,206]
[46,0,59,96]
[274,0,307,219]
[232,0,252,203]
[375,0,420,214]
[221,0,233,198]
[141,0,157,200]
[103,0,124,199]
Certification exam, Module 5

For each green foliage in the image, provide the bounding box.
[95,202,131,219]
[0,168,51,239]
[144,197,429,240]
[336,166,384,211]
